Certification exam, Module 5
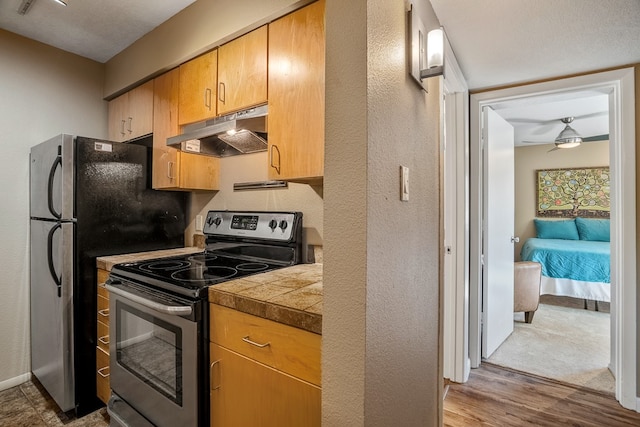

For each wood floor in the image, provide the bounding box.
[444,363,640,426]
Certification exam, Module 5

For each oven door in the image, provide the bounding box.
[106,279,200,427]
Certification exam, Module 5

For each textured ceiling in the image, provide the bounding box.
[430,0,640,91]
[0,0,195,63]
[430,0,640,147]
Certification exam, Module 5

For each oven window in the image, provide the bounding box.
[115,301,183,405]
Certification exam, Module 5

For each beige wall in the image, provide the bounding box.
[104,0,309,98]
[0,29,107,387]
[323,0,441,424]
[514,141,610,259]
[187,152,324,252]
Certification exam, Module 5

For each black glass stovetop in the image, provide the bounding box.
[110,245,294,299]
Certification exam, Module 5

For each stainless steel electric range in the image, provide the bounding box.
[105,210,303,427]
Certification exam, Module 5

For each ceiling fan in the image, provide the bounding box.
[522,116,609,152]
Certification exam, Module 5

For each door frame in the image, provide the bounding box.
[441,34,470,383]
[467,68,637,410]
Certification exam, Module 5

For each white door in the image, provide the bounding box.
[482,107,516,358]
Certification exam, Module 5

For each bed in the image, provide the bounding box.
[520,217,611,303]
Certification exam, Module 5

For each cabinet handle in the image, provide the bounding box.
[270,145,281,175]
[218,82,225,104]
[210,360,221,391]
[98,335,109,346]
[242,336,270,348]
[167,161,175,180]
[204,88,212,110]
[127,117,133,133]
[120,119,126,136]
[97,366,110,378]
[98,308,109,318]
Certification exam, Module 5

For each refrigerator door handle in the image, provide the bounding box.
[47,154,62,220]
[47,222,62,297]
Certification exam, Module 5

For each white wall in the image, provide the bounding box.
[0,29,107,388]
[514,141,610,258]
[323,0,442,424]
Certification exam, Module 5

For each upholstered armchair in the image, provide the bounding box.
[514,261,542,323]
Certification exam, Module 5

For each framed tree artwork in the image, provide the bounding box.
[536,167,610,218]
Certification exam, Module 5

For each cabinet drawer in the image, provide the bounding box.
[210,304,321,386]
[97,320,109,353]
[97,295,109,322]
[96,347,110,404]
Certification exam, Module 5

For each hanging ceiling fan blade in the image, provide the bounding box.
[547,146,560,153]
[582,134,610,142]
[521,140,554,144]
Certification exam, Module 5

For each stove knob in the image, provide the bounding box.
[213,217,222,227]
[279,220,288,231]
[206,216,214,226]
[268,219,278,231]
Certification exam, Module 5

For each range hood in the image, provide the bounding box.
[167,104,268,157]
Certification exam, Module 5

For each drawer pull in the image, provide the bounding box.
[98,308,109,317]
[97,366,110,378]
[98,335,109,346]
[242,336,270,348]
[210,360,221,391]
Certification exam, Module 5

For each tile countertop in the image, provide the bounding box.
[209,263,323,335]
[96,247,203,271]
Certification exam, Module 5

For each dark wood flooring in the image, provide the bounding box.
[444,363,640,426]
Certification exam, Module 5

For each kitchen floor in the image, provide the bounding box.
[0,379,109,427]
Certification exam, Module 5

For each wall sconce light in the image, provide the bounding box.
[422,28,444,79]
[53,0,67,5]
[408,3,444,89]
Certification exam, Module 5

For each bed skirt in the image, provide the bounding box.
[540,275,610,303]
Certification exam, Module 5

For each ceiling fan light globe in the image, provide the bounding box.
[556,141,581,149]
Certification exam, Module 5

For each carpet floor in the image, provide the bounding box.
[486,302,615,395]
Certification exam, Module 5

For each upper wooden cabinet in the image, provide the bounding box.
[108,80,154,142]
[217,25,268,115]
[267,0,325,183]
[153,68,220,191]
[178,50,218,126]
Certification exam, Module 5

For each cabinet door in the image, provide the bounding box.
[179,152,220,190]
[217,26,268,115]
[154,69,220,191]
[153,69,181,189]
[267,0,325,183]
[108,93,128,142]
[210,343,320,427]
[179,50,218,125]
[127,80,154,140]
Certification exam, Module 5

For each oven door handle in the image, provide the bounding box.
[105,283,193,316]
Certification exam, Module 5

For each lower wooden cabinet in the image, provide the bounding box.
[209,303,321,426]
[96,269,110,405]
[210,343,320,427]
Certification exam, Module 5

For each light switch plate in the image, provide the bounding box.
[401,166,409,201]
[195,215,204,232]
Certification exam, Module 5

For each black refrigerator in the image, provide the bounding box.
[29,134,187,416]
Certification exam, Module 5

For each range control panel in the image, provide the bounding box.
[203,211,300,242]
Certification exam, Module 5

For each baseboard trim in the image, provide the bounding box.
[0,373,31,392]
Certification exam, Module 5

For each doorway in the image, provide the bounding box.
[464,68,637,410]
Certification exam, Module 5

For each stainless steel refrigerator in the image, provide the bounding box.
[29,134,187,416]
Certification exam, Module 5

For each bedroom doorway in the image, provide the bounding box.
[467,68,637,410]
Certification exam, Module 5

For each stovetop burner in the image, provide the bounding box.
[109,211,303,299]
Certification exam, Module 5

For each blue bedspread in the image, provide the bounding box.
[520,238,610,283]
